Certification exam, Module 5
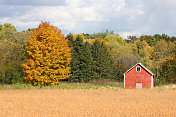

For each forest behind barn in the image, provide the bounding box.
[0,22,175,86]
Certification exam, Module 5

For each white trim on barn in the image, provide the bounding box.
[124,63,154,76]
[151,75,153,89]
[124,63,154,89]
[124,63,139,75]
[124,74,125,88]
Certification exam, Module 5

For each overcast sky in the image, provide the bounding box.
[0,0,176,38]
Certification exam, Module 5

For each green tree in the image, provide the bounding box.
[67,34,97,82]
[14,30,32,46]
[151,40,170,80]
[128,35,138,42]
[0,23,17,41]
[68,34,84,82]
[81,42,97,82]
[0,40,23,84]
[108,37,139,79]
[105,35,125,45]
[0,23,31,84]
[84,30,116,39]
[139,35,154,46]
[136,40,152,68]
[153,40,169,60]
[0,24,2,31]
[91,39,116,80]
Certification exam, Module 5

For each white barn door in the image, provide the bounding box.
[136,83,142,89]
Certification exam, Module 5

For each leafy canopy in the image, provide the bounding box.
[23,22,72,86]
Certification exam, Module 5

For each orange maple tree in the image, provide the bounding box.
[23,22,72,86]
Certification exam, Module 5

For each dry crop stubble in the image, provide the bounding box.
[0,89,176,117]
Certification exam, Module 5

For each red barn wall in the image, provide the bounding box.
[125,65,153,88]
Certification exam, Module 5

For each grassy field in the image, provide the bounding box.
[0,81,175,90]
[0,89,176,117]
[0,81,123,90]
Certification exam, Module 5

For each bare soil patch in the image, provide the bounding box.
[0,89,176,117]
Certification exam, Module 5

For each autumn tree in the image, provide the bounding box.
[0,40,23,84]
[0,23,17,41]
[135,40,152,68]
[159,57,176,83]
[153,40,170,60]
[0,23,28,84]
[104,35,125,44]
[107,36,139,79]
[139,35,154,46]
[23,22,72,86]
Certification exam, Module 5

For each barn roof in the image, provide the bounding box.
[124,63,154,76]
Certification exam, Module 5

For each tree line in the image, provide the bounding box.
[0,22,175,86]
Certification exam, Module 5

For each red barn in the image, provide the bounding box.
[124,63,154,89]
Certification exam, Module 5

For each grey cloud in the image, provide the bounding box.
[0,0,67,17]
[0,0,66,6]
[0,0,176,37]
[102,0,176,37]
[135,0,176,35]
[0,5,32,17]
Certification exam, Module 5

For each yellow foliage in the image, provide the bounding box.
[23,22,72,85]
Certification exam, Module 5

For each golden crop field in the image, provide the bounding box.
[0,89,176,117]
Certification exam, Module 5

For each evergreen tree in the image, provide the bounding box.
[91,39,116,80]
[68,35,83,82]
[81,42,97,82]
[67,34,97,82]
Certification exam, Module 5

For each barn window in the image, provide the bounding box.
[136,67,141,72]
